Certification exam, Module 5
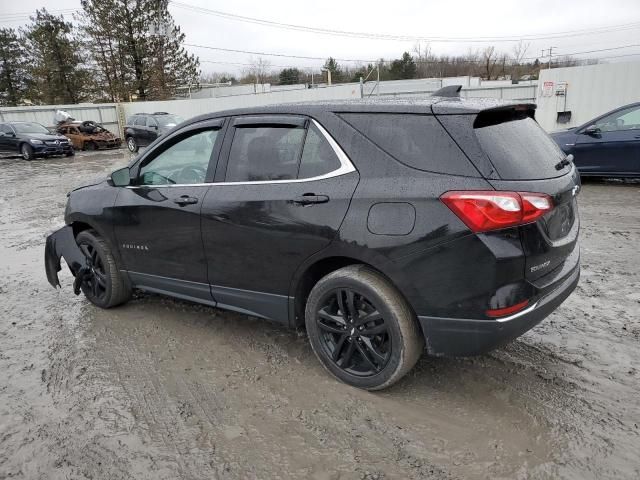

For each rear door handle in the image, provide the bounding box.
[173,195,198,206]
[292,194,329,205]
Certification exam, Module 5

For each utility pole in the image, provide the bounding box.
[542,47,556,70]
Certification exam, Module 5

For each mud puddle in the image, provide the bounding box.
[1,153,638,479]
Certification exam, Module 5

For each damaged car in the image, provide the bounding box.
[57,121,122,151]
[45,95,581,390]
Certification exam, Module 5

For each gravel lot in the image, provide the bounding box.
[1,150,639,480]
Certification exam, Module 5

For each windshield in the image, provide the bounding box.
[13,122,50,134]
[156,115,183,127]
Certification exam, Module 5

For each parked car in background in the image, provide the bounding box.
[0,121,74,160]
[550,102,640,178]
[45,97,580,390]
[124,112,184,153]
[57,121,122,151]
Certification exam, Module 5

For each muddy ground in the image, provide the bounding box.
[0,150,638,480]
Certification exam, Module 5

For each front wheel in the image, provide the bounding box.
[126,136,138,153]
[75,230,131,308]
[305,265,424,390]
[21,143,34,160]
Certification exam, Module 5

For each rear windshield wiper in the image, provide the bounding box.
[555,154,574,171]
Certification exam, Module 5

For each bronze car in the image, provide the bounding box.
[57,121,122,150]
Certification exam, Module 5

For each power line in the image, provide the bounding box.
[187,41,640,65]
[170,1,640,43]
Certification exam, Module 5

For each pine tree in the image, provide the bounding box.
[389,52,417,80]
[0,28,31,106]
[323,57,342,83]
[80,0,200,101]
[22,9,91,104]
[279,68,301,85]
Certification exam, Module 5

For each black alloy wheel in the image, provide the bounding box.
[74,230,131,308]
[78,241,108,302]
[305,265,423,390]
[316,288,391,376]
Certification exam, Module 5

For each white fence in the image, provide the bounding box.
[120,83,361,121]
[1,80,539,138]
[0,103,120,135]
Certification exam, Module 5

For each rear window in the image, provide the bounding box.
[339,113,477,176]
[474,112,566,180]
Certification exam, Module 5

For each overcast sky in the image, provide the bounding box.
[2,0,640,75]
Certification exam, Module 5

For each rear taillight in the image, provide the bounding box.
[440,191,553,233]
[486,300,530,318]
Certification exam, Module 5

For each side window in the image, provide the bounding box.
[147,117,159,128]
[72,127,80,134]
[595,106,640,132]
[133,116,146,127]
[139,129,219,185]
[59,127,67,134]
[340,113,476,176]
[298,123,341,178]
[225,126,305,182]
[0,124,13,134]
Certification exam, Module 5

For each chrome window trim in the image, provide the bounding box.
[126,119,356,189]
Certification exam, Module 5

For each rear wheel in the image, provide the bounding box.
[84,141,97,151]
[75,230,131,308]
[21,143,34,160]
[305,265,424,390]
[126,136,138,153]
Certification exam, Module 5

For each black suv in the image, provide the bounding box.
[124,112,184,153]
[45,97,580,390]
[0,121,74,160]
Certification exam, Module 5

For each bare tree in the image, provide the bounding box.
[412,42,434,78]
[482,46,498,80]
[243,57,272,85]
[511,40,530,80]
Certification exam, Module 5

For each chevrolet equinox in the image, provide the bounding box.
[45,95,581,390]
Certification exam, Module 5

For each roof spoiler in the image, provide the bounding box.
[431,85,462,98]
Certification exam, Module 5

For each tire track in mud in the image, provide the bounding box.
[1,156,640,479]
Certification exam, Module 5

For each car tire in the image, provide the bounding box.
[66,150,75,157]
[126,136,138,153]
[84,141,97,151]
[305,265,424,390]
[21,143,34,161]
[75,230,131,309]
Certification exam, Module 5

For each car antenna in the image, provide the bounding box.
[432,85,462,98]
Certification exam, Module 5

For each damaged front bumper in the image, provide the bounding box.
[44,225,88,293]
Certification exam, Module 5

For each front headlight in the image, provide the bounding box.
[30,139,43,145]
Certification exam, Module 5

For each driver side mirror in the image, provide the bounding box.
[110,167,132,187]
[584,124,600,136]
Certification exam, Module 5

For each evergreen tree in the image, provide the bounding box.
[0,28,31,106]
[22,9,90,104]
[279,68,301,85]
[80,0,200,101]
[323,57,342,83]
[389,52,417,80]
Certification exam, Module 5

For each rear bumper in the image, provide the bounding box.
[418,262,580,357]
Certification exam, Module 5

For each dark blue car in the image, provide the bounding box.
[550,102,640,178]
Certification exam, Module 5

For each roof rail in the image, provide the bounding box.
[431,85,462,98]
[152,112,169,115]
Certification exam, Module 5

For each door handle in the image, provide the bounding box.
[173,195,198,206]
[292,193,330,205]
